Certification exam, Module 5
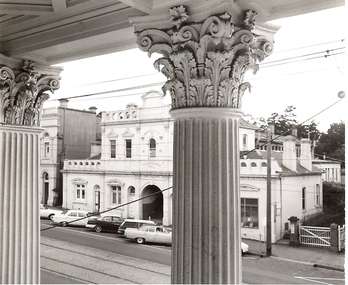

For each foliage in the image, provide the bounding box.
[243,105,321,140]
[315,121,345,165]
[322,181,345,214]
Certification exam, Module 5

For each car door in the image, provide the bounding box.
[154,227,171,244]
[67,212,78,224]
[111,216,122,232]
[143,226,156,242]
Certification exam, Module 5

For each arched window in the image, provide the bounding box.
[149,138,156,157]
[243,134,247,147]
[129,186,135,196]
[251,162,257,167]
[241,162,247,167]
[261,162,267,167]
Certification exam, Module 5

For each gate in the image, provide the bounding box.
[299,225,331,248]
[338,225,345,251]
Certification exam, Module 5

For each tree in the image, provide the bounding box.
[315,121,345,165]
[243,105,321,140]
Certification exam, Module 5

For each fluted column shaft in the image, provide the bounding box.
[171,108,243,284]
[0,125,42,284]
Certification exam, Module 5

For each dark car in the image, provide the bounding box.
[85,215,123,233]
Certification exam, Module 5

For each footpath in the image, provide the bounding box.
[243,238,345,272]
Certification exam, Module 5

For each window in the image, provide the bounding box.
[125,139,132,158]
[315,184,320,205]
[44,142,50,158]
[111,185,122,204]
[302,187,306,210]
[76,184,86,200]
[241,162,247,167]
[110,140,116,158]
[251,162,257,167]
[241,198,258,228]
[243,134,247,147]
[149,138,156,157]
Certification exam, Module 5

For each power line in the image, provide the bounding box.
[241,96,345,158]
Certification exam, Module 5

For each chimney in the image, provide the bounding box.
[89,106,97,113]
[292,129,297,137]
[300,138,312,171]
[59,98,69,108]
[282,135,297,171]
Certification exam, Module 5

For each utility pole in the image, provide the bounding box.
[266,123,273,256]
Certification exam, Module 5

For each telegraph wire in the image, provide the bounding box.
[240,96,345,158]
[40,186,173,232]
[47,45,345,103]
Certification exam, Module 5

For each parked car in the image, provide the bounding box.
[125,224,249,252]
[118,219,156,235]
[241,241,249,255]
[51,210,89,227]
[125,225,171,244]
[39,204,63,220]
[86,215,123,233]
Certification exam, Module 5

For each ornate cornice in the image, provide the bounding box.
[135,6,275,110]
[0,60,60,126]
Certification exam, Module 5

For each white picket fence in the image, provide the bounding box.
[338,225,345,251]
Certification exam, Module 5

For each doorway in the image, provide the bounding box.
[142,185,163,224]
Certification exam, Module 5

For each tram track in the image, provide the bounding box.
[40,236,171,284]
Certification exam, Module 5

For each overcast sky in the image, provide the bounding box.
[50,6,346,132]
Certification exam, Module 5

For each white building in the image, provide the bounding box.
[62,91,323,241]
[312,159,342,182]
[62,91,174,225]
[240,136,323,242]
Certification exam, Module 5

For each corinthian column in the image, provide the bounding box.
[0,57,61,284]
[131,2,278,283]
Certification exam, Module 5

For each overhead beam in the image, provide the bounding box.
[51,0,67,12]
[0,3,53,15]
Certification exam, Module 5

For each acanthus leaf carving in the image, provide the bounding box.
[135,6,275,110]
[0,61,60,126]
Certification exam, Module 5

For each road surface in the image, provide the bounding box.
[40,221,344,284]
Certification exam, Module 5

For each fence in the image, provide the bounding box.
[338,225,345,252]
[299,225,331,248]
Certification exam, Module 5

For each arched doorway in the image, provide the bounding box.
[142,185,163,224]
[42,172,49,205]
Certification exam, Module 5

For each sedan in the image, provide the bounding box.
[125,225,172,245]
[39,204,63,220]
[86,215,123,233]
[51,210,89,227]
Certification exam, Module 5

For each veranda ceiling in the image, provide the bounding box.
[0,0,344,65]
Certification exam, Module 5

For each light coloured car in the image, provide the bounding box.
[125,224,172,244]
[39,204,63,220]
[118,219,156,235]
[241,241,249,255]
[52,210,89,227]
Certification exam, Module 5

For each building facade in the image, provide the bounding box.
[40,99,101,206]
[61,91,323,241]
[61,91,174,225]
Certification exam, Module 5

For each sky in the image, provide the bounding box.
[49,6,347,132]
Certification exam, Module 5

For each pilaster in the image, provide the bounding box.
[0,57,62,283]
[131,2,278,284]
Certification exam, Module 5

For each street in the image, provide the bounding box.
[40,220,344,284]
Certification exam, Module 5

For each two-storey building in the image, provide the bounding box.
[40,99,101,206]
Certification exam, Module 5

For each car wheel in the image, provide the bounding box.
[61,221,68,227]
[94,225,102,233]
[136,238,145,244]
[48,214,54,220]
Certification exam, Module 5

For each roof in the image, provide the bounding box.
[240,150,322,176]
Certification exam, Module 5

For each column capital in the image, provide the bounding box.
[131,3,279,111]
[0,56,62,126]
